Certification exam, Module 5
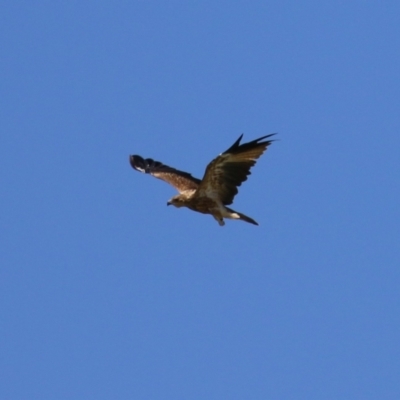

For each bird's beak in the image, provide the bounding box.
[167,201,171,206]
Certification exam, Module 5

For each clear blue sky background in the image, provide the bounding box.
[1,2,399,399]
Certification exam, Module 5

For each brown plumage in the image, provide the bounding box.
[130,134,276,226]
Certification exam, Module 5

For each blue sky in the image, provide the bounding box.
[1,1,399,398]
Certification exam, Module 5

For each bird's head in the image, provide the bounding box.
[167,195,186,208]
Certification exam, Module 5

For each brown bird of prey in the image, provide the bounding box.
[129,134,275,226]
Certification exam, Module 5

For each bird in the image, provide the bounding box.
[129,134,276,226]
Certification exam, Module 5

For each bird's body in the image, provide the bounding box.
[130,134,275,226]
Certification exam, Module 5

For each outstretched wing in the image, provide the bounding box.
[130,155,200,193]
[194,134,276,205]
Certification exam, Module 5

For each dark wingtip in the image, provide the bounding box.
[130,155,165,174]
[251,133,278,144]
[259,132,277,141]
[224,134,244,153]
[129,155,145,171]
[224,133,277,154]
[246,218,259,226]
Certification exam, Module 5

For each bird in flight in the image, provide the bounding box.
[130,134,276,226]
